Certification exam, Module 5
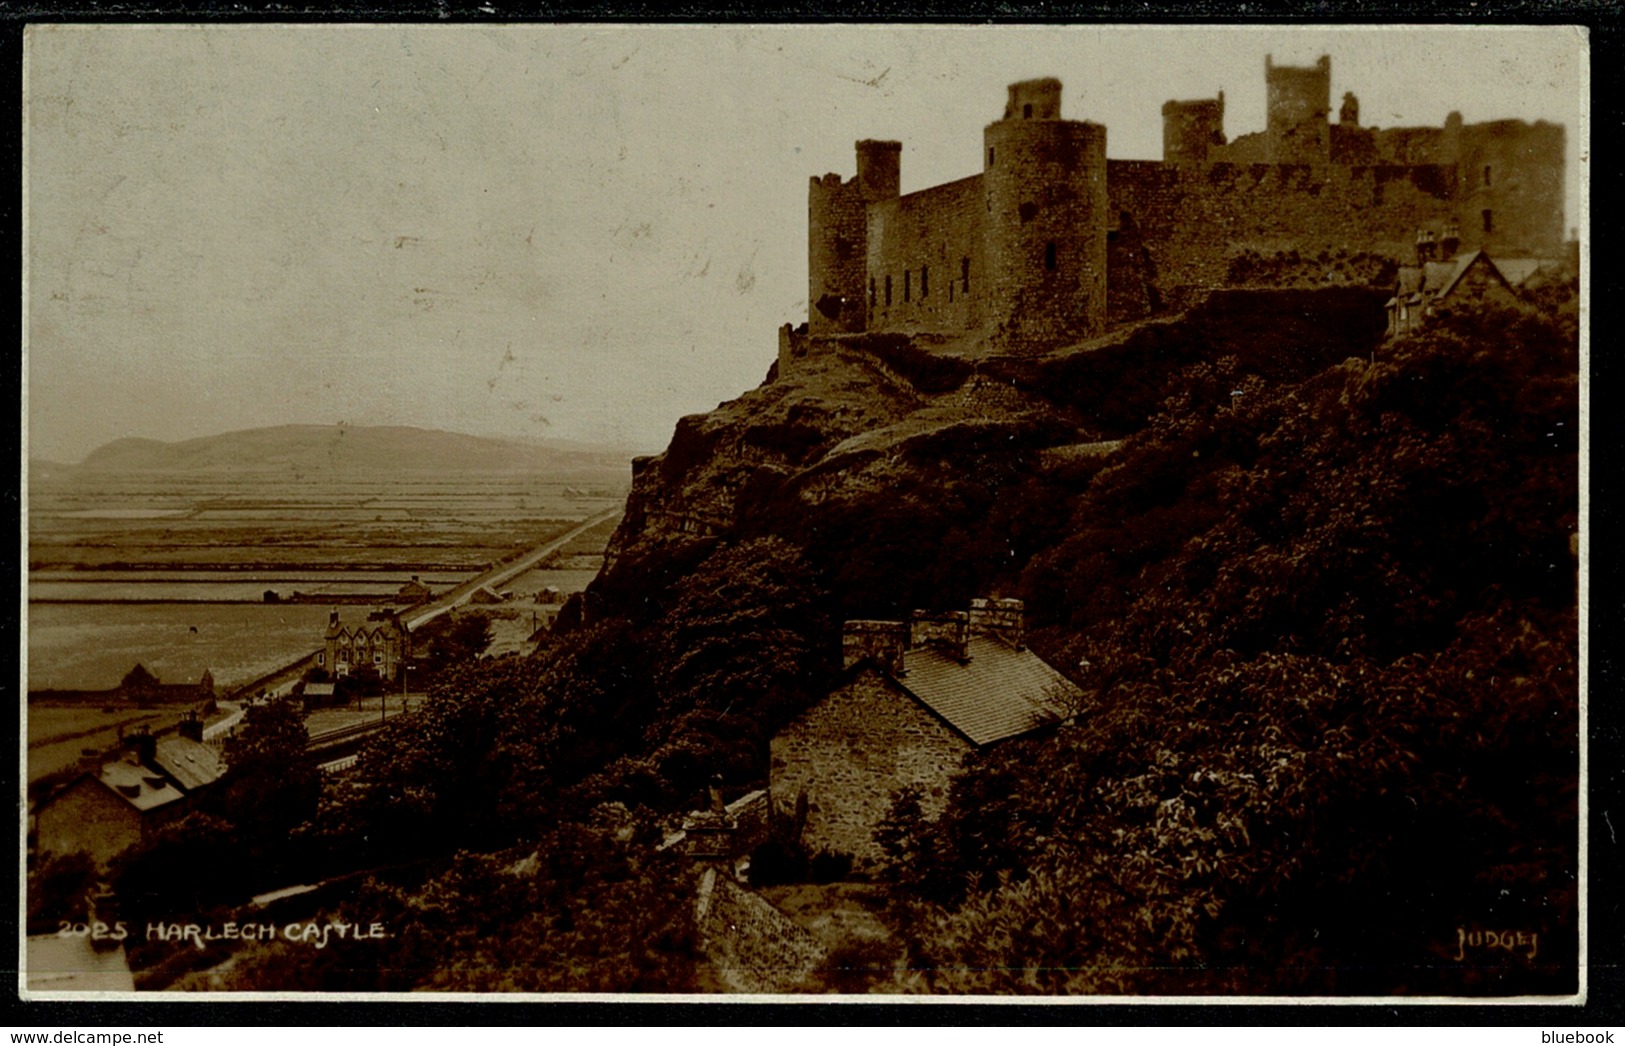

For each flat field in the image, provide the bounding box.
[26,602,333,692]
[25,463,628,771]
[29,471,623,571]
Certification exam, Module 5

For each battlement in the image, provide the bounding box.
[795,57,1564,368]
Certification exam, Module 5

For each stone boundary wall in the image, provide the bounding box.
[695,868,827,993]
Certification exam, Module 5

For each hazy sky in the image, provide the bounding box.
[24,24,1588,462]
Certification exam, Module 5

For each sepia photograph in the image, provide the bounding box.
[21,22,1586,999]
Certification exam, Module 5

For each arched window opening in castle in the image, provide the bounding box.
[1023,103,1033,119]
[1045,242,1057,271]
[921,266,929,297]
[961,257,970,294]
[1485,164,1492,187]
[1483,209,1494,233]
[884,275,892,306]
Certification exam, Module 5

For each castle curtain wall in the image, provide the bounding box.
[1108,160,1461,311]
[865,175,985,335]
[803,63,1565,356]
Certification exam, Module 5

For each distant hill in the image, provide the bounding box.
[52,425,634,476]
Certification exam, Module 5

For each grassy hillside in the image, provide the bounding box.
[86,285,1580,994]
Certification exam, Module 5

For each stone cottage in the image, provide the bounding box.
[770,598,1082,871]
[34,718,227,868]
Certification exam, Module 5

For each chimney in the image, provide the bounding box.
[842,620,909,676]
[910,610,971,662]
[970,597,1026,651]
[177,711,204,743]
[125,727,157,768]
[1415,228,1437,265]
[1440,221,1460,259]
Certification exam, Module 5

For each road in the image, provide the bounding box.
[402,507,619,631]
[202,701,244,741]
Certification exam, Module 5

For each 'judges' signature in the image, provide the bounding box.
[1453,927,1537,961]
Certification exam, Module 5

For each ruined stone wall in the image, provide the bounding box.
[777,322,810,376]
[1109,159,1462,311]
[727,789,774,856]
[694,868,826,993]
[1368,125,1451,166]
[770,668,970,872]
[865,175,986,336]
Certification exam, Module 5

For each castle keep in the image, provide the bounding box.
[803,55,1564,353]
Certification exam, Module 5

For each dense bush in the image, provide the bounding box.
[213,818,700,993]
[884,303,1579,995]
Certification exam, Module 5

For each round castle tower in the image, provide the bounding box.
[807,139,900,336]
[981,78,1108,348]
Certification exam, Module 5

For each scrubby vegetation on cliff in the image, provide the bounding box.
[180,286,1576,993]
[883,302,1579,994]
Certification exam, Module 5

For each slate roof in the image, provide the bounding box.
[96,760,185,812]
[1423,259,1461,294]
[151,736,227,793]
[1394,266,1424,298]
[1493,257,1550,287]
[897,635,1080,746]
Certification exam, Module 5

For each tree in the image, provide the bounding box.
[335,657,558,859]
[219,696,320,864]
[895,303,1579,995]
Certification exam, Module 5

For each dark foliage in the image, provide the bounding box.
[888,304,1578,994]
[859,333,974,393]
[27,851,101,934]
[220,696,321,849]
[411,611,494,673]
[215,815,700,993]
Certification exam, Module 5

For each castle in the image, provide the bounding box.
[800,54,1565,354]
